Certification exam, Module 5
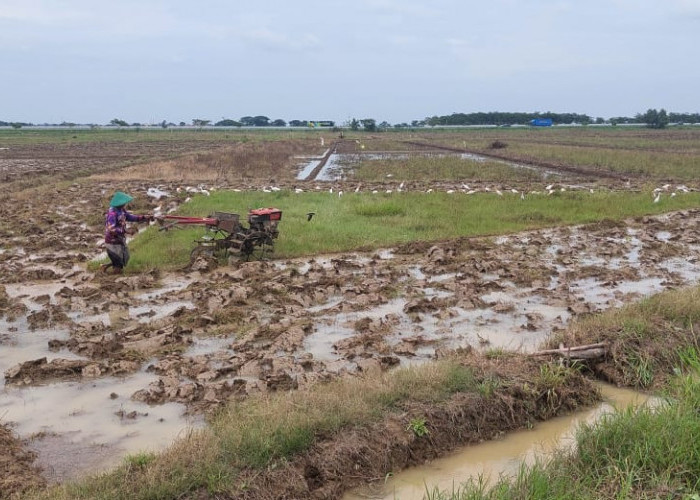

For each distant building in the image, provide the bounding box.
[309,121,335,128]
[530,118,553,127]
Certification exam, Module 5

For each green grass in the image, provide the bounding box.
[427,350,700,500]
[124,189,700,271]
[352,156,544,182]
[39,360,478,499]
[549,285,700,390]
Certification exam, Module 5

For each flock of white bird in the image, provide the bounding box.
[146,181,694,215]
[281,182,694,200]
[652,183,691,203]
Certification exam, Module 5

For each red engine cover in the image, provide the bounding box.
[249,207,282,220]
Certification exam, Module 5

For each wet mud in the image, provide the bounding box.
[1,136,699,497]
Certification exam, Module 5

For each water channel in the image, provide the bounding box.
[345,384,655,499]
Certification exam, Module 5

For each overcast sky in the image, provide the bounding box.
[1,0,699,125]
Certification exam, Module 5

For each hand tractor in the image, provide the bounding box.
[158,208,282,264]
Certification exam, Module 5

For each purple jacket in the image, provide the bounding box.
[105,207,146,245]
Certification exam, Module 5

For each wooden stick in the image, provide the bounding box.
[531,342,607,356]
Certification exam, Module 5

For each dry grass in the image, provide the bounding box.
[90,139,323,184]
[548,285,700,389]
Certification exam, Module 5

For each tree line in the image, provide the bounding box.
[2,110,699,130]
[421,110,700,129]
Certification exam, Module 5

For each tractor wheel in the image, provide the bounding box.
[189,245,216,267]
[240,232,273,261]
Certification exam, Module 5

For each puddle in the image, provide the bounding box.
[129,301,195,323]
[296,159,322,180]
[345,384,655,500]
[0,326,82,385]
[4,282,72,308]
[184,336,235,357]
[0,369,200,482]
[134,275,195,300]
[299,151,554,183]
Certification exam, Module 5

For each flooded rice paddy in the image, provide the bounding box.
[2,207,700,482]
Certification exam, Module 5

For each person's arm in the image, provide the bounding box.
[124,211,153,223]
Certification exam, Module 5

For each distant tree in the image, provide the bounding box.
[609,117,627,126]
[348,118,360,131]
[595,117,605,124]
[361,119,377,132]
[253,116,271,126]
[10,122,22,129]
[289,120,307,127]
[378,121,391,130]
[639,108,669,129]
[179,121,186,127]
[238,116,270,126]
[192,119,211,127]
[110,118,129,127]
[160,120,168,129]
[215,119,241,127]
[271,119,287,127]
[669,112,700,124]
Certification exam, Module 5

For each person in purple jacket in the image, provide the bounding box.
[101,191,154,274]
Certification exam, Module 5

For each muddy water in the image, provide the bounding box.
[301,151,556,182]
[0,274,200,482]
[3,208,700,485]
[345,385,654,500]
[301,218,700,369]
[1,371,201,482]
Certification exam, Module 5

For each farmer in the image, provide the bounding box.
[102,191,154,274]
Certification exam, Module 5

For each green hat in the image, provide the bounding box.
[110,191,134,207]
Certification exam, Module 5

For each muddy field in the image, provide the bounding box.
[1,133,699,497]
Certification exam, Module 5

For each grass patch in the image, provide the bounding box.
[352,155,543,183]
[427,349,700,500]
[39,360,478,499]
[122,189,700,271]
[550,284,700,390]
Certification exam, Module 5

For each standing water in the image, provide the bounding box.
[345,384,654,499]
